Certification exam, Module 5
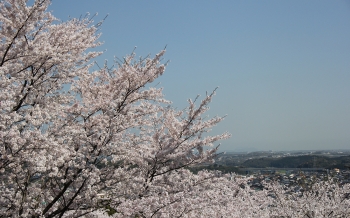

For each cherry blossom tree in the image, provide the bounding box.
[1,1,349,218]
[0,0,229,217]
[90,174,350,217]
[265,180,350,217]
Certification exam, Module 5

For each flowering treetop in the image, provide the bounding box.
[0,0,230,217]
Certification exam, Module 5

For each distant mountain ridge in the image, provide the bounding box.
[241,155,350,169]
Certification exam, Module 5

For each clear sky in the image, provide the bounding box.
[48,0,350,152]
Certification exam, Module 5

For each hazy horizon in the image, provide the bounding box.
[49,1,350,152]
[227,146,350,153]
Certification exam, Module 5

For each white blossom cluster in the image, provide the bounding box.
[0,1,349,217]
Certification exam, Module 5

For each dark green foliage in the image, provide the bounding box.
[105,205,117,216]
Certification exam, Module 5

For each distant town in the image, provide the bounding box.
[218,149,350,168]
[190,149,350,188]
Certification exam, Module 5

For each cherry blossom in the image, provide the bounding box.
[1,1,349,217]
[0,1,229,217]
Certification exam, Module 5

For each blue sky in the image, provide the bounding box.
[48,0,350,152]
